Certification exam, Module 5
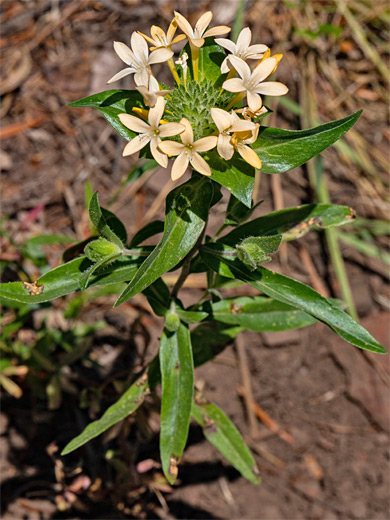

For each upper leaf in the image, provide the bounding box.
[115,175,213,305]
[199,296,318,332]
[89,192,125,247]
[254,111,362,173]
[68,90,145,141]
[201,243,386,354]
[219,204,356,246]
[207,151,255,208]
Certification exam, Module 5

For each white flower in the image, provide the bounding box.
[174,11,230,48]
[222,56,288,112]
[210,108,256,160]
[138,21,186,51]
[118,97,184,168]
[231,126,262,169]
[107,32,173,86]
[215,28,268,74]
[158,118,217,181]
[136,75,171,108]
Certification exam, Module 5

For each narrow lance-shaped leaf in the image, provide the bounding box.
[88,192,124,248]
[220,203,356,246]
[0,250,152,305]
[200,243,386,354]
[115,175,213,305]
[68,89,145,142]
[61,320,242,455]
[159,322,194,484]
[199,296,318,332]
[192,396,260,485]
[61,369,151,455]
[254,110,362,173]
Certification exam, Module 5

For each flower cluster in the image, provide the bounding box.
[109,11,288,181]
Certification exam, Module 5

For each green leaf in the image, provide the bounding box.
[89,192,125,247]
[201,243,386,354]
[191,321,243,366]
[68,89,145,141]
[207,151,255,208]
[176,308,208,324]
[61,370,150,455]
[220,204,356,246]
[0,251,151,305]
[129,220,164,247]
[160,323,194,483]
[61,321,241,455]
[192,398,260,484]
[255,111,362,173]
[79,252,122,291]
[225,195,263,226]
[115,175,213,305]
[200,296,318,331]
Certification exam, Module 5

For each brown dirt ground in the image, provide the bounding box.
[1,1,389,519]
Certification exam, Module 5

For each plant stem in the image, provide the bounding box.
[170,228,206,298]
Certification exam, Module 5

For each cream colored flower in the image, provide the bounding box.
[210,108,256,160]
[158,118,217,181]
[174,11,230,48]
[118,97,184,168]
[138,21,186,51]
[222,56,288,112]
[231,125,262,169]
[136,75,171,108]
[215,28,268,74]
[235,105,268,121]
[107,32,173,86]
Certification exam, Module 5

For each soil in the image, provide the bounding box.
[1,1,389,519]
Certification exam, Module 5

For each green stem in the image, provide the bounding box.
[122,248,150,257]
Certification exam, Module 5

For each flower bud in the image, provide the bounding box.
[236,235,282,270]
[84,237,122,262]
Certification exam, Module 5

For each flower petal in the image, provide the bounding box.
[220,57,231,74]
[174,11,194,38]
[217,134,234,160]
[134,69,151,87]
[204,26,231,38]
[230,119,257,133]
[255,81,289,96]
[210,107,232,133]
[171,34,187,45]
[222,77,246,93]
[179,118,194,145]
[167,20,178,43]
[113,41,135,65]
[236,27,252,52]
[118,113,151,133]
[171,152,190,181]
[190,37,205,48]
[236,144,262,169]
[228,56,251,82]
[246,91,262,111]
[252,57,277,83]
[194,136,217,152]
[131,32,149,63]
[150,25,166,45]
[148,96,165,127]
[138,31,156,46]
[150,137,168,167]
[195,11,213,37]
[247,44,268,56]
[158,141,184,156]
[107,67,134,84]
[123,135,149,156]
[190,152,212,176]
[158,122,186,137]
[215,38,236,53]
[148,47,173,65]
